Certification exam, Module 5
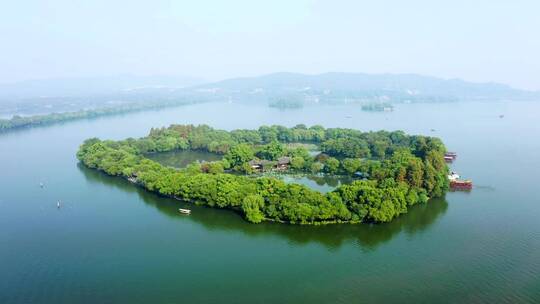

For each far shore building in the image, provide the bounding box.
[248,159,274,172]
[249,157,291,172]
[276,157,291,170]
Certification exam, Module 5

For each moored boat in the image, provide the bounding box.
[444,152,457,162]
[178,208,191,215]
[450,180,472,190]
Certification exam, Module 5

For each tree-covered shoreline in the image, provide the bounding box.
[0,100,198,133]
[77,124,449,224]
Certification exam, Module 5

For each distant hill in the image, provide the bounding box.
[0,75,205,99]
[1,72,537,117]
[190,72,539,103]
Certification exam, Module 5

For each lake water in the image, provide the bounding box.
[273,173,353,193]
[145,150,222,169]
[1,101,540,303]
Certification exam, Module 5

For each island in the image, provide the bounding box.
[268,98,304,109]
[361,102,394,112]
[77,124,449,224]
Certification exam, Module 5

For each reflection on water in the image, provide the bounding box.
[78,164,448,251]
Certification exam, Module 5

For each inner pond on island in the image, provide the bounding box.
[146,149,354,193]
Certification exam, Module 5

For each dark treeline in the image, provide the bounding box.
[361,102,394,112]
[0,100,198,133]
[268,97,304,109]
[77,124,449,224]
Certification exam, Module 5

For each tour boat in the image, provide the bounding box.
[445,152,457,158]
[178,208,191,215]
[444,152,457,162]
[450,180,473,190]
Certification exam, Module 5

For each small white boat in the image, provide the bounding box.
[39,182,44,188]
[178,208,191,215]
[448,172,460,181]
[57,201,61,209]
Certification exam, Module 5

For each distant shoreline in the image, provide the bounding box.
[0,100,201,134]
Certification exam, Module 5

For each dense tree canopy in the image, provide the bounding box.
[77,124,449,224]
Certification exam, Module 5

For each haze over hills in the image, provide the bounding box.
[0,75,206,117]
[0,75,205,100]
[2,72,538,101]
[191,72,540,103]
[1,72,538,117]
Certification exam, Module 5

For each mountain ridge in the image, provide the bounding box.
[192,72,536,99]
[1,72,538,103]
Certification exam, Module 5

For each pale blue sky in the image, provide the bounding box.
[1,0,539,90]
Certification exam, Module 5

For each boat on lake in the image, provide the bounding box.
[444,152,457,162]
[448,170,472,190]
[445,152,457,158]
[450,180,473,191]
[178,208,191,215]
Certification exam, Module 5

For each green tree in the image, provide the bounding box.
[202,162,224,174]
[241,194,265,223]
[224,144,254,167]
[290,157,305,170]
[342,158,361,175]
[257,141,285,160]
[310,162,324,174]
[324,157,340,174]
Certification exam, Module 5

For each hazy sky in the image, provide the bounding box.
[2,0,539,90]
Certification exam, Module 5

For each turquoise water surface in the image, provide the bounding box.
[1,101,539,303]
